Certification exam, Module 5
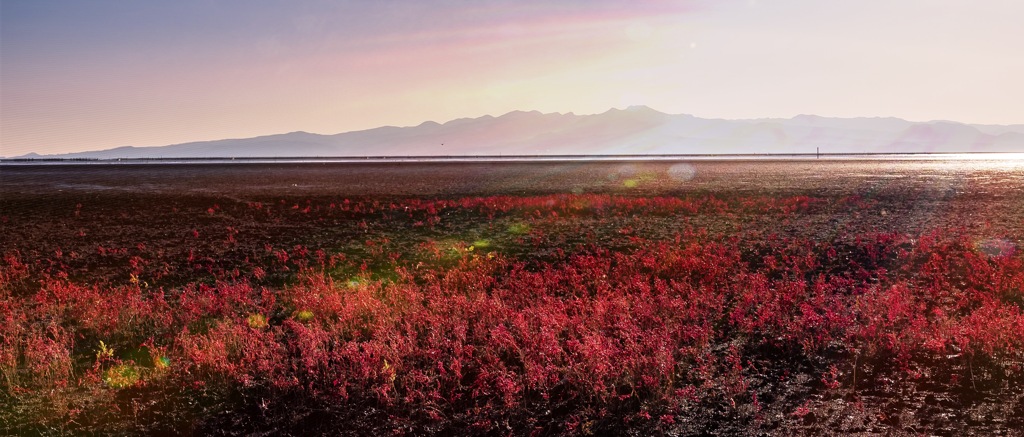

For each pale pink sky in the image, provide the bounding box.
[2,1,1022,156]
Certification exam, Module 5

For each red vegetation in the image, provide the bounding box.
[1,193,1022,435]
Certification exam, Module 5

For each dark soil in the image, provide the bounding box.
[2,160,1023,435]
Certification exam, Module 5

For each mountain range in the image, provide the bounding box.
[15,106,1024,158]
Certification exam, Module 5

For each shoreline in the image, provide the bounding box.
[4,152,1024,165]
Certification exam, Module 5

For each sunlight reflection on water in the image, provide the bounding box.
[914,153,1024,172]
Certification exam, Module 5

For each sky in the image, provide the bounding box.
[2,0,1022,157]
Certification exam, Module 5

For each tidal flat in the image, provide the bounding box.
[2,160,1023,435]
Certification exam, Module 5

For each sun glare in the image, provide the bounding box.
[938,153,1024,170]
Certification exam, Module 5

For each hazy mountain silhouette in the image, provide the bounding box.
[19,106,1024,158]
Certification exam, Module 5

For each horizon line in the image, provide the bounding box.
[4,151,1024,164]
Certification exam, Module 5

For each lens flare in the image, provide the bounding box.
[667,163,697,182]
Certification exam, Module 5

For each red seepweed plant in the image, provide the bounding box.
[1,193,1022,434]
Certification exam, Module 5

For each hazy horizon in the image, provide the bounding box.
[3,1,1023,157]
[7,106,1022,159]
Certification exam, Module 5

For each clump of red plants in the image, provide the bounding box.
[1,193,1022,435]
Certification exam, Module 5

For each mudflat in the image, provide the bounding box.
[3,159,1022,198]
[2,160,1023,435]
[3,160,1023,241]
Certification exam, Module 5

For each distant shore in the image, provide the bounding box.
[3,152,1023,164]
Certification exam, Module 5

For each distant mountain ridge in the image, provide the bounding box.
[17,106,1024,158]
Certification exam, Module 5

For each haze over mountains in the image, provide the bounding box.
[15,106,1024,159]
